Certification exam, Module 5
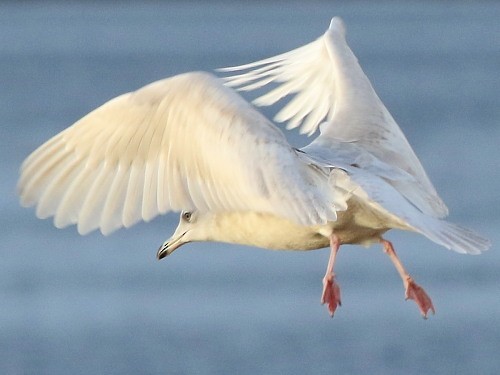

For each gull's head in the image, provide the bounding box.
[157,210,211,260]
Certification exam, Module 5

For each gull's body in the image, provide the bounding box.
[170,197,404,253]
[18,17,490,318]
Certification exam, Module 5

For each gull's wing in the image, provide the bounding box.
[18,72,338,235]
[220,17,449,219]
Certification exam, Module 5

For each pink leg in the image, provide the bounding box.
[321,234,342,317]
[381,239,435,318]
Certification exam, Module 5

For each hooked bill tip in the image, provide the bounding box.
[156,244,168,260]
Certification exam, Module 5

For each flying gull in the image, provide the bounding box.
[18,17,490,318]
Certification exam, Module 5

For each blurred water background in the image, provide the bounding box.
[1,2,499,374]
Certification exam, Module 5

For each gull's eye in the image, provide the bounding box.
[182,211,192,222]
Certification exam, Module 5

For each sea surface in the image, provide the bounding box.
[1,2,499,374]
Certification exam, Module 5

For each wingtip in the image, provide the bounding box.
[328,17,346,37]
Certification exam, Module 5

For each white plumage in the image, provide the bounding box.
[18,17,490,318]
[19,73,337,235]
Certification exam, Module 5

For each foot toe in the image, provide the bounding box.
[321,275,341,317]
[405,279,435,318]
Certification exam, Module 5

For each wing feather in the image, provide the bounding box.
[142,158,159,222]
[54,163,100,228]
[37,157,82,218]
[100,164,129,234]
[18,72,336,234]
[77,163,114,234]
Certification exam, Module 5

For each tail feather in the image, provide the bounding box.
[417,218,491,255]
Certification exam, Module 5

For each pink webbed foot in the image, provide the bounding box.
[404,277,435,319]
[321,273,341,317]
[381,239,435,319]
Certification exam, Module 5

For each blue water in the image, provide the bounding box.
[2,2,499,374]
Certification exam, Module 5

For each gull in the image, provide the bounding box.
[18,17,490,318]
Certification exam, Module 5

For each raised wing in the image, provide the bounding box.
[18,72,337,235]
[220,17,449,219]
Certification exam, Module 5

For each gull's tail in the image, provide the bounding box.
[415,217,491,255]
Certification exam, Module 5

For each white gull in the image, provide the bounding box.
[18,17,490,318]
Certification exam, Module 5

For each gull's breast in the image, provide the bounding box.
[209,197,408,251]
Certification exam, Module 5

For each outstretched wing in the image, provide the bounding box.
[220,17,448,219]
[18,72,337,235]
